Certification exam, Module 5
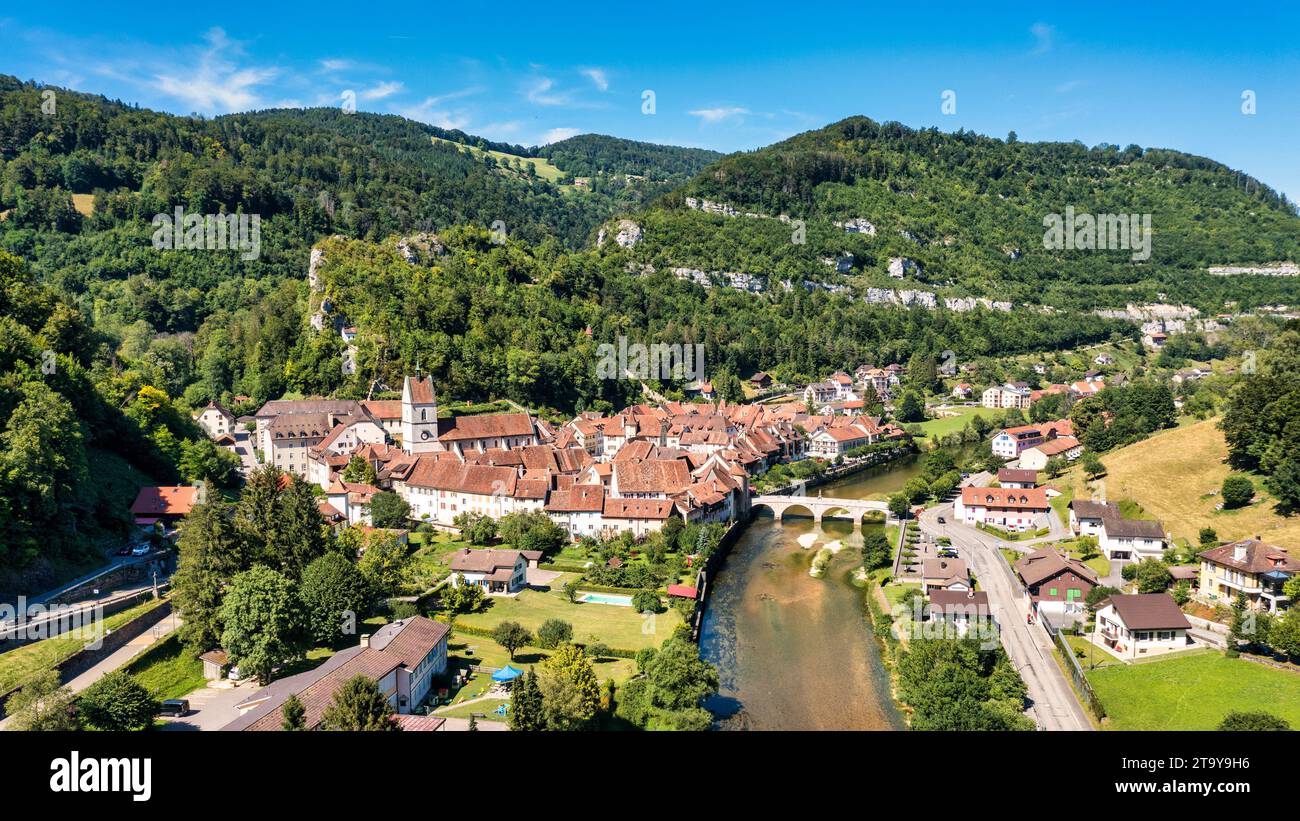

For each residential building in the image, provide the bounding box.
[195,401,235,439]
[953,486,1051,532]
[982,383,1033,410]
[1198,538,1299,613]
[996,468,1038,489]
[1098,516,1167,562]
[927,590,993,638]
[990,420,1073,460]
[447,548,534,594]
[922,557,971,594]
[1068,499,1121,537]
[223,616,450,729]
[1093,594,1192,660]
[1015,547,1099,621]
[130,485,203,527]
[1018,436,1082,470]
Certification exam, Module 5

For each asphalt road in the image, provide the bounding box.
[920,502,1093,732]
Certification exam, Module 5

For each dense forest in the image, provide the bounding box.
[610,116,1300,312]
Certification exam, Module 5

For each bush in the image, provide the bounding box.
[1221,476,1255,509]
[632,589,663,614]
[536,618,573,649]
[78,671,159,731]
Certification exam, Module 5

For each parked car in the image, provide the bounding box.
[159,699,190,717]
[936,516,946,524]
[115,544,133,556]
[130,544,152,556]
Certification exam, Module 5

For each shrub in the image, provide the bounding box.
[1221,476,1255,509]
[536,618,573,649]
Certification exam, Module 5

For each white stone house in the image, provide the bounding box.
[1093,594,1192,660]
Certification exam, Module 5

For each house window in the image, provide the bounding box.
[1048,587,1057,597]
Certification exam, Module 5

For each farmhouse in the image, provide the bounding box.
[447,548,534,594]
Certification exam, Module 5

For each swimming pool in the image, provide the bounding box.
[576,592,634,606]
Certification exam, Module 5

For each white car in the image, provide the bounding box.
[130,544,152,556]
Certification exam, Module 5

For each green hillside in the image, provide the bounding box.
[609,116,1300,312]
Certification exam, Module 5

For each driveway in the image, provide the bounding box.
[921,502,1093,732]
[158,680,262,731]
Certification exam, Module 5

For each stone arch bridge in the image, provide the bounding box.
[751,494,891,528]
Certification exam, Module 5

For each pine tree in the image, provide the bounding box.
[172,499,247,653]
[321,675,400,731]
[281,693,307,730]
[508,669,545,731]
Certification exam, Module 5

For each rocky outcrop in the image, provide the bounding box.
[887,257,921,279]
[597,219,643,249]
[395,232,446,265]
[1207,262,1299,276]
[835,217,877,235]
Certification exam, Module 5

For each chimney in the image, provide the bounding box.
[360,634,371,648]
[1233,544,1247,563]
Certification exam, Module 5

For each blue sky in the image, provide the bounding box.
[3,2,1298,198]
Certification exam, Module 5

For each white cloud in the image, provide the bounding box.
[319,58,354,72]
[688,106,749,124]
[360,80,404,100]
[539,127,580,145]
[152,28,277,113]
[580,67,608,91]
[394,97,471,130]
[525,76,568,106]
[1030,23,1054,56]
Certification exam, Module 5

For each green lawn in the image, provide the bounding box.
[1065,635,1122,670]
[1086,650,1300,730]
[916,406,1004,442]
[405,532,479,592]
[455,573,681,651]
[123,633,206,700]
[439,635,635,706]
[0,597,169,695]
[435,698,509,720]
[430,136,566,183]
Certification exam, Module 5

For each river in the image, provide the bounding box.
[698,452,956,730]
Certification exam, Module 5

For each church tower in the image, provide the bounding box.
[401,375,440,453]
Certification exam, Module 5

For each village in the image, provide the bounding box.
[83,319,1295,733]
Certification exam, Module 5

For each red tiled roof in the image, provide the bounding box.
[960,486,1050,510]
[130,486,199,516]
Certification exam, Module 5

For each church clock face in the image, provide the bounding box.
[420,430,432,440]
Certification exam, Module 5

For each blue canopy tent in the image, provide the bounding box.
[491,665,524,683]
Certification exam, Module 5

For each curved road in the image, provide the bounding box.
[919,501,1092,732]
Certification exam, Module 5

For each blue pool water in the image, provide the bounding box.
[577,592,634,606]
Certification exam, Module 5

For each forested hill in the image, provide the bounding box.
[538,134,723,180]
[608,115,1300,312]
[0,75,714,250]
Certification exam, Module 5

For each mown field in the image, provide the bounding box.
[455,573,682,651]
[1068,417,1300,546]
[1086,650,1300,730]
